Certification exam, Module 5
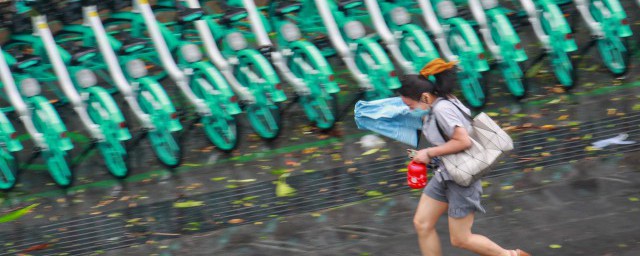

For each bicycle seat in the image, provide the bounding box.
[69,45,98,64]
[11,53,41,71]
[220,7,248,25]
[274,1,301,16]
[177,5,204,23]
[120,37,147,55]
[338,0,363,12]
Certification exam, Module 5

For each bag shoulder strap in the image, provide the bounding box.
[444,99,474,121]
[432,98,472,142]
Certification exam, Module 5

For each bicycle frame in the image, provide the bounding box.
[60,1,184,167]
[0,50,23,190]
[366,0,438,74]
[518,0,578,88]
[261,0,340,130]
[6,1,135,181]
[107,0,247,148]
[573,0,632,76]
[469,0,529,99]
[194,0,287,139]
[417,0,489,108]
[0,45,74,188]
[295,0,401,100]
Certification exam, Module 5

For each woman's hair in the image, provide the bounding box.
[397,68,457,101]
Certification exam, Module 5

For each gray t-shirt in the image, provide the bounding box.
[422,98,472,181]
[422,98,472,145]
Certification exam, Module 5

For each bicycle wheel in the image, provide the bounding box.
[246,103,281,140]
[301,95,336,131]
[550,50,577,89]
[138,91,182,168]
[596,37,630,76]
[501,60,528,100]
[148,128,182,168]
[591,3,630,76]
[45,149,73,188]
[98,138,129,179]
[0,148,18,190]
[449,33,488,108]
[201,115,239,152]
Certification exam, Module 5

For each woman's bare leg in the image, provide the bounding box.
[448,213,512,256]
[414,194,449,256]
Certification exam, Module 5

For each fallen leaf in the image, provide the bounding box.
[549,244,562,249]
[607,108,617,116]
[0,204,40,223]
[557,115,569,121]
[585,146,600,152]
[173,201,205,208]
[362,148,379,156]
[540,125,556,131]
[629,197,639,202]
[276,175,297,197]
[551,87,565,94]
[501,185,514,191]
[22,243,50,253]
[365,191,383,197]
[228,218,244,224]
[228,179,257,183]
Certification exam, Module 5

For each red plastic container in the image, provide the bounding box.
[407,161,428,189]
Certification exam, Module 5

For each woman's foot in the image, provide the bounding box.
[510,249,531,256]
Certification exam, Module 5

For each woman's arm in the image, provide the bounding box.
[413,126,471,163]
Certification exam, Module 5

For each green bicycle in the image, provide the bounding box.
[57,0,184,167]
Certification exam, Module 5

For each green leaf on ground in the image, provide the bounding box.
[365,191,383,197]
[629,197,639,202]
[173,201,205,208]
[0,204,39,223]
[549,244,562,249]
[362,148,379,156]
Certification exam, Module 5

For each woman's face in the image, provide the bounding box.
[401,95,429,110]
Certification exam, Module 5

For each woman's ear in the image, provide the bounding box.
[420,92,429,103]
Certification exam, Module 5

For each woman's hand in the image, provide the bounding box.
[412,148,432,164]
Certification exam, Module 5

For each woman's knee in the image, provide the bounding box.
[413,216,437,234]
[449,232,472,249]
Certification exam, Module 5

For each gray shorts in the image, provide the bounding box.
[423,175,486,219]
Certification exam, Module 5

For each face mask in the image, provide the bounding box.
[410,108,430,118]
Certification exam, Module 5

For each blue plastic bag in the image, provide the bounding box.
[354,97,426,147]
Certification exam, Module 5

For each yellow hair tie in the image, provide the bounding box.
[419,58,457,79]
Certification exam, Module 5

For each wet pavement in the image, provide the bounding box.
[2,1,640,255]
